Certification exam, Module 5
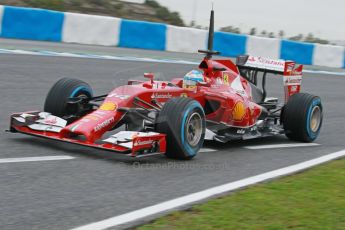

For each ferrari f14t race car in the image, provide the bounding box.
[9,10,323,160]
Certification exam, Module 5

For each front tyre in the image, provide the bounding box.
[44,78,93,117]
[156,98,205,160]
[283,93,323,142]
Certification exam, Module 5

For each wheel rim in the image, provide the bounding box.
[186,112,203,147]
[310,106,321,132]
[66,93,88,115]
[77,93,88,99]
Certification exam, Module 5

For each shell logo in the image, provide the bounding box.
[99,102,117,111]
[232,101,246,121]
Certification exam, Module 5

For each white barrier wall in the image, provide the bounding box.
[313,44,345,68]
[62,13,120,46]
[1,5,344,69]
[166,26,207,53]
[246,36,281,60]
[0,6,4,35]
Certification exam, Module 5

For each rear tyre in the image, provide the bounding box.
[44,78,93,117]
[156,98,205,160]
[283,93,322,142]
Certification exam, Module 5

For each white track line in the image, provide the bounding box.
[0,49,345,76]
[71,149,345,230]
[199,148,217,153]
[304,70,345,76]
[0,156,75,164]
[244,143,320,150]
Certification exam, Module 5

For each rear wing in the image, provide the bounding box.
[236,55,286,74]
[236,55,303,103]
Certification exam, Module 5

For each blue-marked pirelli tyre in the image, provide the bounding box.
[44,78,93,117]
[156,97,206,160]
[283,93,323,142]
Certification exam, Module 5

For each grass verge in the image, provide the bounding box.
[137,158,345,230]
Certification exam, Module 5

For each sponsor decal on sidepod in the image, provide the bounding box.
[151,93,172,99]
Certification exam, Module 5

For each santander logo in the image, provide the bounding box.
[44,117,57,125]
[248,56,284,67]
[151,93,172,99]
[257,57,284,67]
[133,139,153,146]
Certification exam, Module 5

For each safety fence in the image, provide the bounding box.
[0,5,344,68]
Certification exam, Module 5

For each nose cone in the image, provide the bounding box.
[60,109,118,143]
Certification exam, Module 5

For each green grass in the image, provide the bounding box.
[137,158,345,230]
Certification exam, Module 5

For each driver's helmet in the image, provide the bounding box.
[183,70,204,89]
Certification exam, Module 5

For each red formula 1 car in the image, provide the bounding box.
[9,10,323,160]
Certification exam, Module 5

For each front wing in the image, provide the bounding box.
[9,111,166,158]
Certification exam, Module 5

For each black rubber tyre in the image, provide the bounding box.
[44,78,93,117]
[156,97,205,160]
[283,93,323,142]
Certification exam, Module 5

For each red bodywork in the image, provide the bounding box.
[9,56,302,157]
[59,57,263,143]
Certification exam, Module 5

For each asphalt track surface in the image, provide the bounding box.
[1,39,345,230]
